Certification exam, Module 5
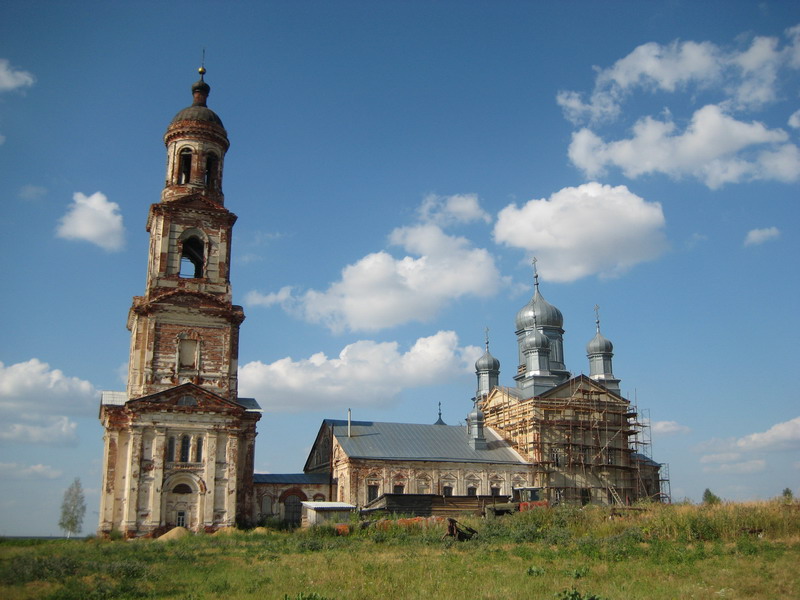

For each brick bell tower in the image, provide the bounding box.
[127,66,241,399]
[98,68,260,537]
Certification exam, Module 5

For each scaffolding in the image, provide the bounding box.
[481,380,670,506]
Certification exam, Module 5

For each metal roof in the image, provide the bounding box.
[100,391,127,406]
[99,390,261,412]
[236,397,262,411]
[253,473,330,485]
[325,419,528,465]
[301,501,355,511]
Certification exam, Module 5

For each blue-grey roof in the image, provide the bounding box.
[253,473,330,485]
[631,453,661,468]
[326,419,528,465]
[236,397,261,411]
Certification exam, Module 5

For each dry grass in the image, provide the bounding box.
[1,501,798,599]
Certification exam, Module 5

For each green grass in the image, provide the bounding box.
[1,502,798,599]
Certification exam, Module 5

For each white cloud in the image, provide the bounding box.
[0,462,62,480]
[735,416,800,452]
[0,359,97,415]
[558,27,800,125]
[568,105,799,188]
[0,416,78,445]
[652,420,691,436]
[248,196,504,332]
[493,182,667,282]
[245,285,295,308]
[699,452,741,464]
[56,191,125,252]
[0,58,34,93]
[558,26,800,189]
[418,193,491,226]
[0,359,96,447]
[239,331,481,412]
[744,226,780,247]
[702,460,766,475]
[789,110,800,129]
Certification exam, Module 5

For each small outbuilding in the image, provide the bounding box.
[300,501,356,527]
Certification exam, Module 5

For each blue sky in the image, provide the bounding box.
[1,1,798,536]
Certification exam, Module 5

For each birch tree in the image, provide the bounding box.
[59,477,86,538]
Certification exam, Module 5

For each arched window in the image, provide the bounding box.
[313,494,326,501]
[179,236,204,278]
[261,496,273,515]
[177,395,196,406]
[173,483,192,494]
[180,435,190,463]
[167,437,176,462]
[194,437,203,462]
[204,153,218,188]
[178,148,192,184]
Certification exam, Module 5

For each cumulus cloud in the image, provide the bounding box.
[239,330,481,412]
[789,109,800,129]
[735,416,800,452]
[652,420,690,436]
[0,359,97,415]
[0,359,96,447]
[0,416,78,445]
[702,459,766,474]
[56,191,125,252]
[699,452,741,464]
[558,25,800,188]
[0,462,62,480]
[245,286,295,309]
[744,226,780,246]
[558,27,800,125]
[246,196,503,332]
[696,417,800,475]
[493,182,667,282]
[568,105,799,188]
[0,58,34,93]
[418,193,491,226]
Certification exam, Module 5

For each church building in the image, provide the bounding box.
[98,70,666,536]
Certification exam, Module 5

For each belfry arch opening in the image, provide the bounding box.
[179,236,204,278]
[204,153,219,189]
[178,148,192,184]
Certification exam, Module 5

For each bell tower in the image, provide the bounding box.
[99,68,260,537]
[127,66,243,401]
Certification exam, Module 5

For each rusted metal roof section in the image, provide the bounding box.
[326,419,529,465]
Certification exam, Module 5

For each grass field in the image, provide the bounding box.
[1,502,798,600]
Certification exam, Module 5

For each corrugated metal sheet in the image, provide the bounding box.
[326,419,528,465]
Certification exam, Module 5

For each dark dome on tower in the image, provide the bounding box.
[170,67,225,128]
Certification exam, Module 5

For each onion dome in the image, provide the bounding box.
[515,262,563,330]
[468,405,485,425]
[521,328,550,353]
[475,347,500,371]
[586,305,613,354]
[587,331,613,354]
[170,66,225,127]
